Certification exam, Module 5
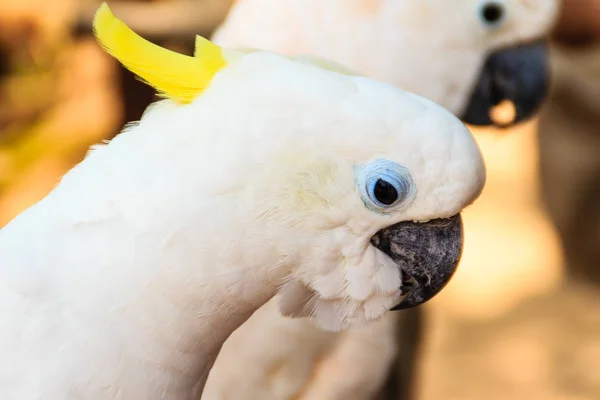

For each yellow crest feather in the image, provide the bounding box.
[93,2,226,104]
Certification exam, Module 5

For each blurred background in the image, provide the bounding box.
[0,0,598,399]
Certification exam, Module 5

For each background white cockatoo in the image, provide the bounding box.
[203,1,558,399]
[213,0,559,127]
[0,3,485,399]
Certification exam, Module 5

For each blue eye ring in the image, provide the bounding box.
[355,159,416,214]
[478,0,506,28]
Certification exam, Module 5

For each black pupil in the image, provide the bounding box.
[373,179,399,206]
[481,3,504,24]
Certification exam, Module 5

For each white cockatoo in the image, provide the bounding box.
[213,0,558,127]
[203,1,558,399]
[0,3,485,399]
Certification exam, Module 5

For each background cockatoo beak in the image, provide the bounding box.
[461,40,549,127]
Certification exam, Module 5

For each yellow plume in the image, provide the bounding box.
[93,2,227,104]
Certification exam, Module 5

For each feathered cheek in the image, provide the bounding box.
[307,245,402,303]
[277,247,404,331]
[344,246,402,301]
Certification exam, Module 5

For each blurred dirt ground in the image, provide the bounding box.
[0,1,598,399]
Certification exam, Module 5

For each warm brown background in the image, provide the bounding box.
[0,1,598,399]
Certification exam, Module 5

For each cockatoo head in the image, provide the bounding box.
[94,3,485,331]
[213,0,559,128]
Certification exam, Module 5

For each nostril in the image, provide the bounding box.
[480,2,505,26]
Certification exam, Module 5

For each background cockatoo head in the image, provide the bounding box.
[213,0,559,127]
[93,3,485,331]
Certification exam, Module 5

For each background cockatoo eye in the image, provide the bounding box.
[478,0,507,28]
[355,159,416,213]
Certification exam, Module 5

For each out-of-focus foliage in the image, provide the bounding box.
[0,0,121,226]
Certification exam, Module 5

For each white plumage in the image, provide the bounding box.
[0,5,485,398]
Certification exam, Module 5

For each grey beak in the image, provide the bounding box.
[370,214,463,310]
[460,40,549,128]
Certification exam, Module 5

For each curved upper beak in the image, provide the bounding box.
[460,40,549,128]
[370,214,463,310]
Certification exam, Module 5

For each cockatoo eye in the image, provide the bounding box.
[478,0,506,28]
[355,159,415,213]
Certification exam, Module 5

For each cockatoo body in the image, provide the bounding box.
[0,4,485,399]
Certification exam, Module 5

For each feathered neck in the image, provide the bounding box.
[0,115,284,398]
